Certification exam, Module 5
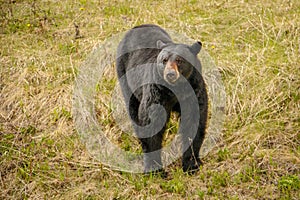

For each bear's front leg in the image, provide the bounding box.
[137,94,169,174]
[139,135,164,173]
[181,127,204,173]
[181,103,207,173]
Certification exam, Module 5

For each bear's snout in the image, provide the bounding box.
[164,61,180,84]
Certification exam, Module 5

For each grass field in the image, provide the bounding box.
[1,0,299,199]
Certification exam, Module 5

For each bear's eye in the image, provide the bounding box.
[176,57,183,64]
[162,58,168,64]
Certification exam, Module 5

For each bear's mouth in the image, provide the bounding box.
[164,74,179,84]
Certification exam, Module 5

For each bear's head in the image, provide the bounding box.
[156,40,202,85]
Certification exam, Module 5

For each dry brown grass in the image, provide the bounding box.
[1,0,299,199]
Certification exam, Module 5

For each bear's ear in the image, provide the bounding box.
[190,41,202,55]
[157,40,167,49]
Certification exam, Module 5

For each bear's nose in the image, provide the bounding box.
[166,71,177,79]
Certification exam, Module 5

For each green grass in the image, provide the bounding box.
[1,0,299,199]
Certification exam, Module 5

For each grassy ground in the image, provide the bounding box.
[1,0,299,199]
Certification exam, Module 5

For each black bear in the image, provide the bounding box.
[116,24,208,174]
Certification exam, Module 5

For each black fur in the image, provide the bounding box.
[116,24,208,174]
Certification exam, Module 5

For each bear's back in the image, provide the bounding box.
[117,24,172,57]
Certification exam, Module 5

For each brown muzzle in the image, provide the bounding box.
[164,61,180,83]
